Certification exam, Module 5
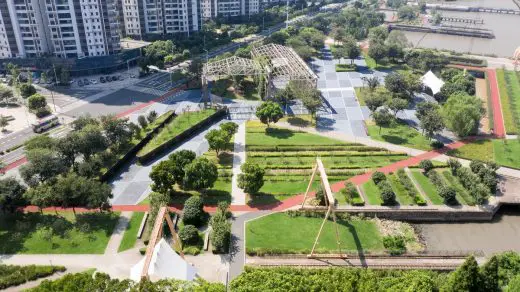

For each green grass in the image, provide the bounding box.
[169,177,233,205]
[493,139,520,169]
[246,213,384,254]
[410,170,444,205]
[367,120,433,151]
[0,212,120,254]
[496,69,518,134]
[447,139,494,162]
[211,77,261,101]
[247,155,408,170]
[335,63,357,72]
[362,180,382,205]
[505,70,520,134]
[362,52,397,70]
[388,174,415,206]
[118,212,145,252]
[441,170,475,206]
[354,87,369,106]
[139,109,216,156]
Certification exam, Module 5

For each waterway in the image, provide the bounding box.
[399,0,520,57]
[418,206,520,256]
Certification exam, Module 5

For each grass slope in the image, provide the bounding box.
[362,180,382,205]
[367,121,433,151]
[497,69,518,134]
[410,170,444,205]
[118,212,145,252]
[246,213,384,254]
[0,212,119,254]
[448,139,520,169]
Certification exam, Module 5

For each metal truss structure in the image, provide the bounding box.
[201,43,318,103]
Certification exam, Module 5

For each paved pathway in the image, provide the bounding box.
[231,122,247,205]
[104,211,132,255]
[486,69,506,137]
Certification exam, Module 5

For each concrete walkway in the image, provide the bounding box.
[231,122,247,205]
[405,167,433,206]
[104,211,133,255]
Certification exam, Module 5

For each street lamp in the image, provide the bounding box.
[203,49,209,63]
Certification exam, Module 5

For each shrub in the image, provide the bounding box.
[447,158,462,174]
[182,196,206,227]
[342,182,365,206]
[147,110,158,124]
[178,225,199,245]
[138,115,148,129]
[431,140,444,149]
[414,195,427,206]
[438,186,457,205]
[27,94,47,111]
[139,247,147,255]
[35,107,51,118]
[383,235,406,255]
[470,160,486,175]
[0,264,66,289]
[378,181,396,205]
[183,246,201,255]
[396,169,418,198]
[372,171,387,185]
[419,160,434,173]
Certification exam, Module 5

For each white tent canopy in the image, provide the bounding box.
[130,238,197,282]
[421,70,445,95]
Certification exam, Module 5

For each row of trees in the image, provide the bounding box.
[367,28,409,66]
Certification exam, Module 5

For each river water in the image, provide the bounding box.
[418,206,520,256]
[398,0,520,57]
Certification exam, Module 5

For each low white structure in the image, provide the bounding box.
[421,70,445,95]
[130,238,197,282]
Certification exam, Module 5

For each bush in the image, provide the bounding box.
[419,160,434,173]
[342,182,365,206]
[383,235,406,255]
[27,94,47,111]
[396,169,418,198]
[431,140,444,149]
[470,160,486,175]
[19,83,36,98]
[183,246,201,255]
[138,115,148,129]
[0,264,66,289]
[438,186,457,204]
[447,158,462,174]
[372,171,387,185]
[182,196,206,227]
[210,201,231,254]
[178,225,199,245]
[414,195,427,206]
[35,107,51,118]
[139,247,147,255]
[378,181,396,205]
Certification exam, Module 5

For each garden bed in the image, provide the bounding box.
[0,264,66,290]
[335,63,357,72]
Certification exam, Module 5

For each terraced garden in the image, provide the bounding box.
[245,121,409,204]
[496,69,520,135]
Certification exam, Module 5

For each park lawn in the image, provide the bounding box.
[367,120,433,151]
[335,63,357,72]
[362,52,397,70]
[211,77,261,101]
[362,180,382,205]
[281,114,315,127]
[118,212,145,252]
[168,178,233,205]
[0,212,120,254]
[246,212,384,254]
[496,69,518,134]
[493,139,520,169]
[441,170,475,206]
[139,109,216,156]
[246,122,346,146]
[410,170,444,205]
[354,87,370,106]
[447,139,494,162]
[388,174,415,206]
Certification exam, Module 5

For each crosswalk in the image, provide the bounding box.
[126,85,168,96]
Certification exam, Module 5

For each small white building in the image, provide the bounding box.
[130,238,197,282]
[421,70,445,95]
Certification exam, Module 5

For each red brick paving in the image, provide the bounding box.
[486,69,506,138]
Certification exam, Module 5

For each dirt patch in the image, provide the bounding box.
[476,78,490,134]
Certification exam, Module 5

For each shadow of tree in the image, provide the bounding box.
[264,128,295,139]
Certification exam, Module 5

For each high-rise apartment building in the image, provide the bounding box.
[0,0,121,58]
[200,0,259,19]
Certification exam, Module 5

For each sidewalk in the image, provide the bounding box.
[104,211,132,255]
[231,122,247,205]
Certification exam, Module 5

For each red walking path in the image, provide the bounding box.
[22,140,467,213]
[486,69,506,138]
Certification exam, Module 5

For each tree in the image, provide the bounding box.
[398,6,417,21]
[0,85,14,105]
[506,275,520,292]
[100,115,132,149]
[210,202,231,253]
[300,87,323,121]
[443,256,481,292]
[53,133,78,168]
[238,162,265,194]
[179,225,199,245]
[149,160,176,195]
[147,110,158,124]
[182,157,218,191]
[368,42,388,66]
[19,83,36,99]
[416,101,439,120]
[332,45,349,64]
[387,0,406,8]
[205,129,230,157]
[371,171,386,185]
[481,255,500,292]
[344,36,361,64]
[220,122,238,137]
[362,76,380,91]
[24,135,55,151]
[386,98,408,117]
[54,173,112,213]
[0,116,8,132]
[443,92,483,137]
[419,160,434,173]
[331,27,347,44]
[385,72,407,95]
[368,27,388,45]
[255,101,284,128]
[0,177,27,213]
[418,108,445,140]
[169,150,197,186]
[137,115,148,129]
[72,115,99,131]
[20,148,67,186]
[372,108,394,134]
[27,94,47,111]
[182,196,206,227]
[23,182,56,211]
[386,30,409,48]
[378,181,396,205]
[77,124,107,160]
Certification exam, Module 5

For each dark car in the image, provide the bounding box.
[78,79,83,87]
[100,76,106,83]
[106,76,112,82]
[112,76,118,81]
[83,78,89,85]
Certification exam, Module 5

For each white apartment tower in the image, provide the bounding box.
[0,0,121,59]
[200,0,259,19]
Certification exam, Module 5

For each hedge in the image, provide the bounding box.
[137,108,226,163]
[396,169,426,206]
[335,63,357,72]
[247,151,398,157]
[0,265,66,289]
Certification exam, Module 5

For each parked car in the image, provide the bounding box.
[90,79,97,84]
[112,76,118,81]
[78,80,83,87]
[130,74,136,78]
[100,76,106,83]
[117,75,123,80]
[83,78,89,85]
[106,76,112,82]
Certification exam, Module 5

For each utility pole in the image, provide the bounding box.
[286,0,289,28]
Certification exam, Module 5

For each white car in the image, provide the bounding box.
[90,79,97,84]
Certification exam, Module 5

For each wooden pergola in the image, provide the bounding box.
[301,158,344,258]
[140,207,183,280]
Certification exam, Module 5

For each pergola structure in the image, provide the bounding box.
[300,158,344,258]
[201,43,318,103]
[141,207,183,280]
